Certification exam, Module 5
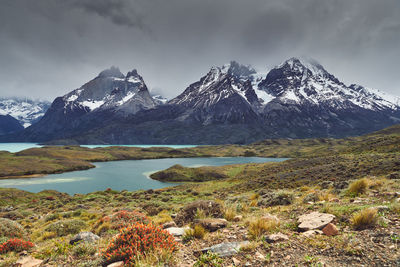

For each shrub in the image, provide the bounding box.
[94,210,150,235]
[45,219,86,237]
[0,238,34,254]
[347,178,370,196]
[183,225,206,241]
[194,251,223,267]
[351,208,378,230]
[248,217,280,240]
[0,218,27,239]
[102,223,178,265]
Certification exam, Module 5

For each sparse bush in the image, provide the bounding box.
[102,223,178,266]
[0,218,27,239]
[351,208,378,230]
[72,242,96,257]
[194,251,223,267]
[347,178,370,196]
[93,210,150,235]
[45,213,60,222]
[45,219,86,237]
[248,217,280,239]
[0,238,34,254]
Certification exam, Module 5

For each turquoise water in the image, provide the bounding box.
[0,143,198,153]
[0,157,286,194]
[0,143,43,152]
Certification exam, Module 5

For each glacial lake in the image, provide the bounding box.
[0,157,287,194]
[0,143,198,153]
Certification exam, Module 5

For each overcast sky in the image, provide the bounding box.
[0,0,399,100]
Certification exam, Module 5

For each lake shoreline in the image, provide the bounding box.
[0,157,283,194]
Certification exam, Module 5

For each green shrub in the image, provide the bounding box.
[93,210,149,235]
[194,251,223,267]
[45,219,86,237]
[72,242,96,257]
[0,218,27,239]
[183,225,206,242]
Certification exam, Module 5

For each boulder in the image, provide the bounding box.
[264,233,289,243]
[194,218,227,232]
[199,241,250,257]
[70,232,100,245]
[107,261,124,267]
[297,212,335,231]
[162,221,177,229]
[322,223,338,236]
[15,256,43,267]
[165,227,190,237]
[174,200,223,226]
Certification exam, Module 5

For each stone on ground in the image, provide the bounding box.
[15,256,43,267]
[322,223,339,236]
[264,233,289,243]
[166,226,190,237]
[297,212,335,231]
[70,231,100,245]
[107,261,124,267]
[200,241,250,257]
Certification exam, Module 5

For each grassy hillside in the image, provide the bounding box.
[0,125,399,266]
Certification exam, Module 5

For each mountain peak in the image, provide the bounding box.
[97,66,124,79]
[279,57,327,77]
[220,61,256,79]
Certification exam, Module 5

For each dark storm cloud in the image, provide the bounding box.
[0,0,399,100]
[68,0,146,29]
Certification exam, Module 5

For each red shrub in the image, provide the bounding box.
[102,223,178,265]
[0,238,34,254]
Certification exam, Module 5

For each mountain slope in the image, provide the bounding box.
[0,98,50,127]
[0,114,24,135]
[168,61,261,124]
[257,58,400,138]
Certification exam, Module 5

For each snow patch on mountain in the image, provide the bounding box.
[0,98,51,127]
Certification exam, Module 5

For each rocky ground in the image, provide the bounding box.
[0,177,399,266]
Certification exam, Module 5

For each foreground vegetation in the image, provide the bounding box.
[0,125,399,266]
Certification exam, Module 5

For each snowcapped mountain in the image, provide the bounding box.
[169,61,260,124]
[4,58,400,144]
[11,67,160,142]
[257,57,399,112]
[61,67,157,116]
[0,97,50,127]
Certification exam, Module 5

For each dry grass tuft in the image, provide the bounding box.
[351,208,378,230]
[347,178,370,196]
[248,217,280,240]
[184,225,206,240]
[224,206,237,221]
